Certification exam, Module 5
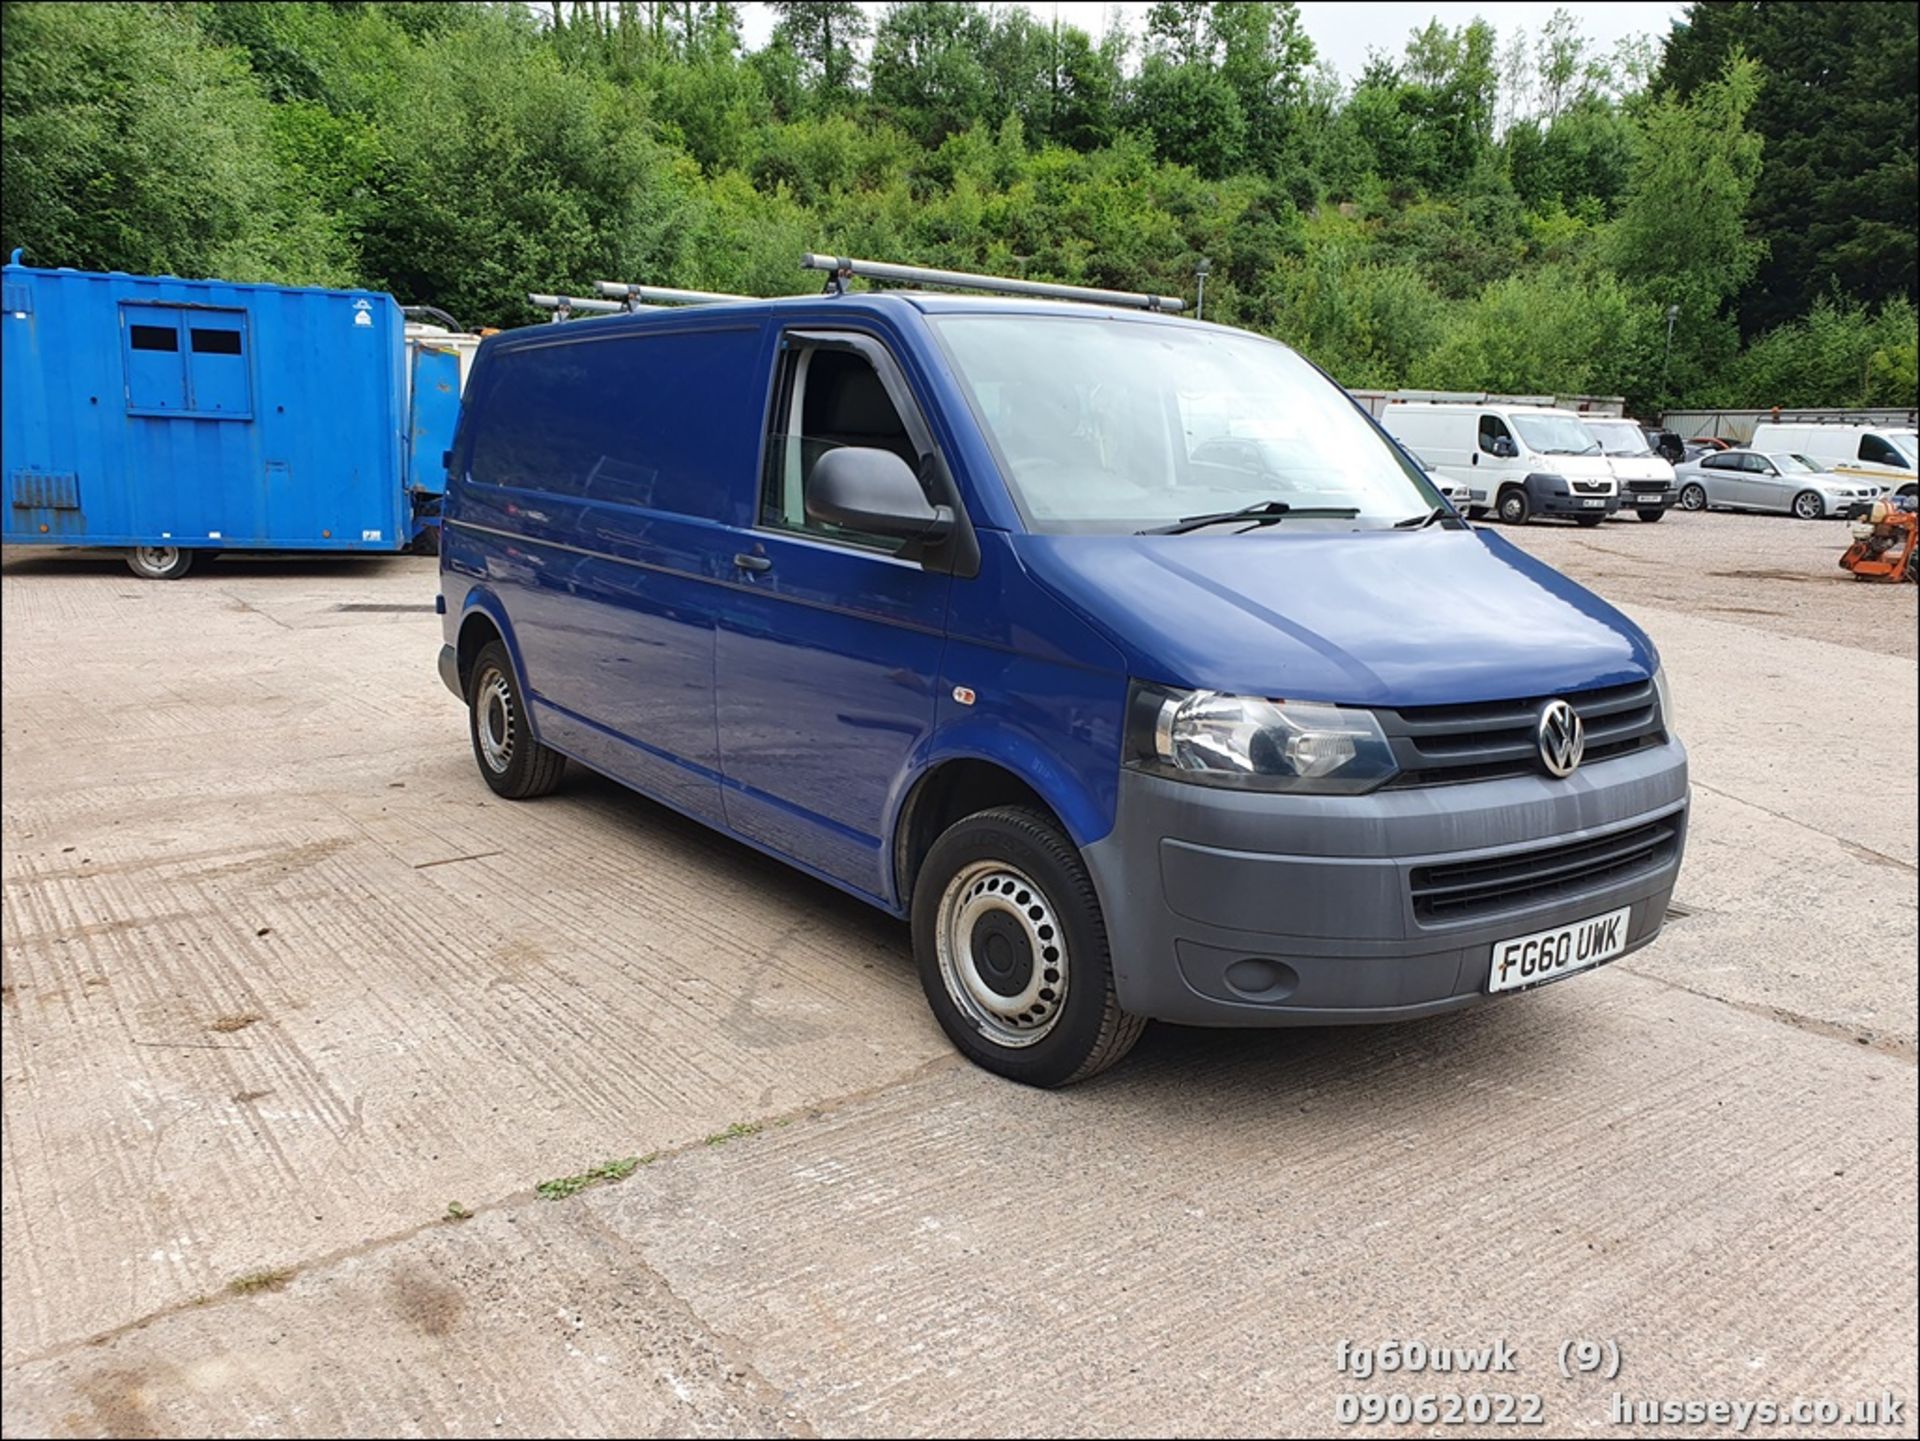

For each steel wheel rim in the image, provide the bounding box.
[1794,492,1820,519]
[475,667,515,773]
[1500,496,1524,522]
[134,546,180,573]
[935,860,1067,1048]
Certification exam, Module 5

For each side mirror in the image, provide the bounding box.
[1490,436,1518,459]
[806,446,953,542]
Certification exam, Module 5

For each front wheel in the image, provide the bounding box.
[1496,489,1531,525]
[467,640,567,799]
[1679,482,1708,512]
[126,546,194,580]
[1791,490,1825,520]
[1637,508,1665,523]
[911,806,1143,1088]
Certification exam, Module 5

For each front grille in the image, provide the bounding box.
[1378,679,1665,789]
[1628,479,1669,494]
[1572,479,1612,494]
[1410,817,1680,923]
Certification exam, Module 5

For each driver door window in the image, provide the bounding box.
[1860,435,1910,469]
[761,341,924,553]
[1478,416,1514,456]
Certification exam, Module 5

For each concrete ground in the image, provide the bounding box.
[2,509,1915,1438]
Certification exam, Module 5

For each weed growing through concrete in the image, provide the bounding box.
[227,1267,295,1295]
[704,1121,762,1146]
[445,1201,473,1221]
[535,1156,646,1201]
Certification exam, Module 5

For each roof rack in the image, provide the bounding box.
[528,292,626,322]
[593,281,750,308]
[801,253,1185,313]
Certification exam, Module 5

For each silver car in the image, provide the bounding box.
[1673,450,1884,520]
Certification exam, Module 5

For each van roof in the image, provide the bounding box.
[493,289,1208,352]
[1385,401,1587,419]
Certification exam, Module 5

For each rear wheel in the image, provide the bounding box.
[1636,508,1665,523]
[1496,488,1531,525]
[1679,482,1708,512]
[1791,490,1825,520]
[911,806,1143,1088]
[467,640,566,799]
[126,546,194,580]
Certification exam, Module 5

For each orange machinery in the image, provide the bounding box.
[1839,499,1919,583]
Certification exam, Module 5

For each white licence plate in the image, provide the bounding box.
[1487,906,1631,994]
[1582,498,1606,508]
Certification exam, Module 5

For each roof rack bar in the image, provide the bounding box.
[801,253,1185,314]
[593,281,750,307]
[527,292,626,322]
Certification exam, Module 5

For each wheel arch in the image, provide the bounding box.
[889,749,1109,914]
[453,588,529,698]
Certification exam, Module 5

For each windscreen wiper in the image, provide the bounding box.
[1393,505,1465,529]
[1139,501,1361,536]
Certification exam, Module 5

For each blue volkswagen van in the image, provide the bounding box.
[437,267,1687,1086]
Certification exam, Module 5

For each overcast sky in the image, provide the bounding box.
[735,2,1691,84]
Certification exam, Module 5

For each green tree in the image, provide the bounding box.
[0,1,350,283]
[869,1,992,146]
[768,0,869,101]
[1657,1,1919,333]
[1607,53,1764,399]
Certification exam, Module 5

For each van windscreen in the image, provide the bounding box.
[930,316,1438,534]
[1511,415,1602,456]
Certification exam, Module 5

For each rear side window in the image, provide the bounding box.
[466,327,764,521]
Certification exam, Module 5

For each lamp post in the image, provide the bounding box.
[1195,257,1211,321]
[1661,303,1680,391]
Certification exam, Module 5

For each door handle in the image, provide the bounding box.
[733,553,772,573]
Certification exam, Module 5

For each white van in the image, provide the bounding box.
[1581,417,1679,522]
[1748,423,1916,498]
[1381,403,1619,525]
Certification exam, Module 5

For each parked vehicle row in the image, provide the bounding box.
[1748,423,1917,500]
[1379,402,1671,525]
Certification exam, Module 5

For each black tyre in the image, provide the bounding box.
[125,546,194,580]
[1636,508,1665,523]
[911,806,1144,1088]
[467,640,566,799]
[1791,490,1825,520]
[1575,514,1605,527]
[1679,482,1708,511]
[1496,488,1531,525]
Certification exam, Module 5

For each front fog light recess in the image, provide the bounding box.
[1135,686,1399,792]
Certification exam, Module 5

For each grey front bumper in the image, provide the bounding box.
[1081,740,1688,1026]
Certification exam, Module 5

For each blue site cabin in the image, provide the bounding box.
[1,253,461,578]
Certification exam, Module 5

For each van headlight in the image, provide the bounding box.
[1652,666,1676,733]
[1125,683,1399,793]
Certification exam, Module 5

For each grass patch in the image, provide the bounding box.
[704,1121,762,1147]
[535,1156,646,1201]
[445,1201,473,1221]
[227,1267,295,1295]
